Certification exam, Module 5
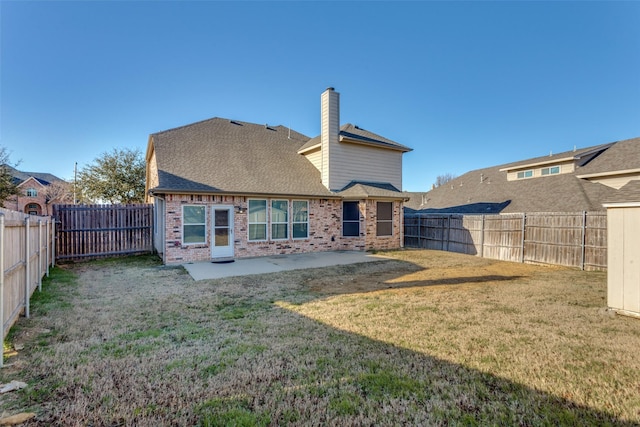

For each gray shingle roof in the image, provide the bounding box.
[406,136,640,214]
[3,165,62,186]
[603,180,640,204]
[405,159,620,214]
[338,181,405,199]
[298,123,411,153]
[576,137,640,176]
[499,143,613,170]
[150,118,336,197]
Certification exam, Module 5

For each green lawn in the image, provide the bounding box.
[1,250,639,426]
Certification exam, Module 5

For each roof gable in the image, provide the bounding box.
[338,181,404,199]
[298,123,410,154]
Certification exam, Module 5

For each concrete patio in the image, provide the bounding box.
[183,251,391,280]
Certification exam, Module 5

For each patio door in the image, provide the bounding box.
[211,206,234,259]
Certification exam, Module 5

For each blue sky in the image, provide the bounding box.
[2,1,639,192]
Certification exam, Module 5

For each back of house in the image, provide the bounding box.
[146,88,412,264]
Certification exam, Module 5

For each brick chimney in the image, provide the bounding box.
[321,87,339,190]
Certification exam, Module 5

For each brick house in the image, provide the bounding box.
[2,166,65,216]
[145,88,412,264]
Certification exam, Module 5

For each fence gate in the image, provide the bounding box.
[53,204,153,261]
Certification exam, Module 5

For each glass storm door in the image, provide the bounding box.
[212,206,234,258]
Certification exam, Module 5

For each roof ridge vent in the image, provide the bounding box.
[229,120,242,126]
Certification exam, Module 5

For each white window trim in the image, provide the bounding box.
[541,166,560,176]
[182,205,207,245]
[517,170,533,179]
[271,199,289,241]
[292,200,309,240]
[248,199,268,242]
[26,188,38,197]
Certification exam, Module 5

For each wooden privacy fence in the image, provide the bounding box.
[53,204,153,261]
[404,212,607,271]
[0,209,55,351]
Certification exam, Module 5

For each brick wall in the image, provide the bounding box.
[161,193,403,264]
[4,178,51,216]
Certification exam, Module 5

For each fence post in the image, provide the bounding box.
[447,215,452,252]
[46,219,50,277]
[480,215,485,258]
[38,220,42,292]
[581,211,587,271]
[0,214,4,367]
[52,219,56,268]
[520,213,526,263]
[24,217,30,319]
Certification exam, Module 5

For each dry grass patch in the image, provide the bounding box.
[1,250,639,426]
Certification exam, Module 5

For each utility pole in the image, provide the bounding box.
[73,162,77,204]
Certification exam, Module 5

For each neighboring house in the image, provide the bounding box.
[146,88,412,264]
[405,137,640,214]
[2,165,65,216]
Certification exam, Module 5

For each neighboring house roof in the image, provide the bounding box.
[405,168,618,214]
[498,143,613,172]
[149,118,337,198]
[298,123,411,154]
[404,138,639,214]
[3,165,62,186]
[576,137,640,178]
[603,180,640,205]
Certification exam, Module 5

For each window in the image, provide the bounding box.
[343,201,360,237]
[271,200,288,240]
[183,205,206,244]
[292,200,309,239]
[248,199,267,241]
[376,202,393,236]
[541,166,560,176]
[26,204,39,215]
[26,188,38,197]
[516,170,533,179]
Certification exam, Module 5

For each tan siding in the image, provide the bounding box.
[506,160,575,181]
[607,206,640,314]
[303,148,322,172]
[145,150,159,203]
[622,208,640,312]
[321,89,340,189]
[328,142,403,190]
[589,173,640,189]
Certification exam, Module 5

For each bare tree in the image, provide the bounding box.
[433,173,457,188]
[43,180,74,206]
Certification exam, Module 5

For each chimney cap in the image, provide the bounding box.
[326,87,335,91]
